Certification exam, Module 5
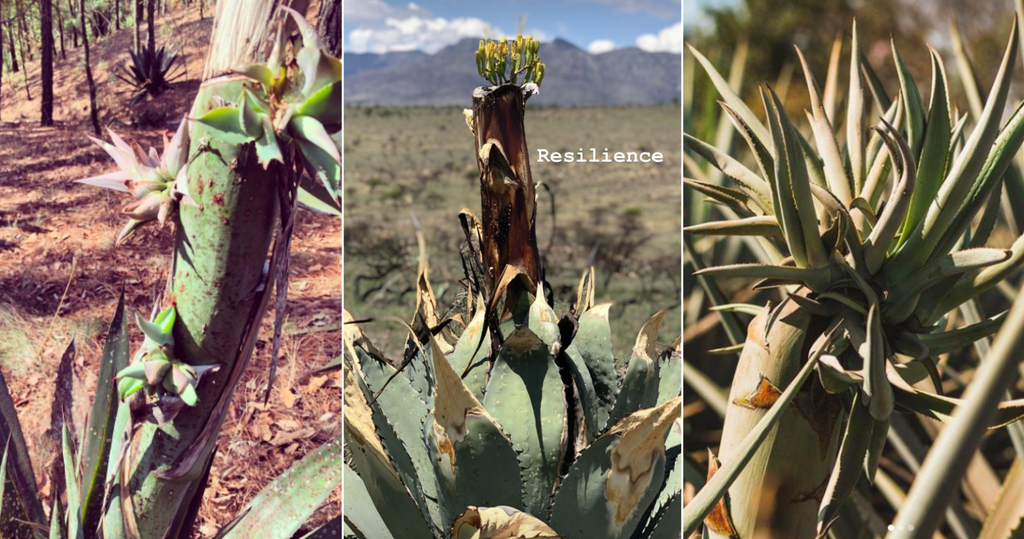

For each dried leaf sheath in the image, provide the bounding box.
[471,84,541,295]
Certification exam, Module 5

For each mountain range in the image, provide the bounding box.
[344,38,681,107]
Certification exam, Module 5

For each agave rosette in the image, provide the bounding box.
[192,5,341,201]
[76,117,192,245]
[686,21,1024,533]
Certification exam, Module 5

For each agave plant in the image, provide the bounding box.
[344,39,681,539]
[0,293,340,539]
[683,17,1024,539]
[66,2,342,536]
[116,44,185,105]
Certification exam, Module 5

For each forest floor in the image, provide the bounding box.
[0,2,340,536]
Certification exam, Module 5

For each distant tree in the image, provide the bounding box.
[41,0,54,125]
[146,0,154,52]
[317,0,341,56]
[81,0,99,135]
[134,0,141,52]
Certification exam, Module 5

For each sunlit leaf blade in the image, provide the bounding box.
[796,46,853,205]
[817,402,873,535]
[220,437,342,539]
[684,216,781,238]
[687,44,770,144]
[891,282,1024,537]
[80,290,129,535]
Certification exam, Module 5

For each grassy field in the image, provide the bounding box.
[344,104,682,361]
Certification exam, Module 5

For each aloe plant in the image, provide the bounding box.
[59,1,342,536]
[684,17,1024,539]
[115,43,185,105]
[344,41,682,539]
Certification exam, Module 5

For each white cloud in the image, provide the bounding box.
[587,39,615,54]
[636,22,681,53]
[343,0,402,23]
[349,15,504,54]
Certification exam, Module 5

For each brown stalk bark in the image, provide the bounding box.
[470,84,541,301]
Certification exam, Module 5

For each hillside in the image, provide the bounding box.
[0,3,340,536]
[344,37,682,106]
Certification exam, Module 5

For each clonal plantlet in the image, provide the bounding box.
[684,15,1024,539]
[0,3,344,538]
[344,33,681,539]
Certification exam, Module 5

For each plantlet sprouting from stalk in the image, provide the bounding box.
[684,17,1024,539]
[115,305,219,414]
[76,116,193,245]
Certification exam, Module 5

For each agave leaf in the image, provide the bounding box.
[482,327,567,517]
[296,80,342,126]
[446,307,490,402]
[191,106,256,145]
[607,311,667,428]
[890,280,1024,536]
[796,46,853,204]
[550,398,680,539]
[297,175,341,216]
[426,335,521,528]
[684,133,773,212]
[935,100,1024,257]
[684,216,781,238]
[764,87,828,268]
[219,437,341,539]
[859,303,893,421]
[861,97,903,207]
[719,103,777,213]
[452,506,560,539]
[890,22,1019,281]
[294,136,341,197]
[888,362,1024,428]
[232,64,275,88]
[901,49,952,245]
[822,34,843,122]
[864,417,889,483]
[934,234,1024,317]
[565,304,617,432]
[950,18,985,117]
[817,402,874,536]
[977,458,1024,539]
[681,329,833,537]
[693,263,834,293]
[863,121,916,275]
[687,44,770,144]
[916,311,1006,355]
[343,354,434,539]
[892,41,926,153]
[254,115,283,169]
[859,48,892,114]
[238,90,264,139]
[683,178,755,217]
[295,47,343,96]
[848,21,866,192]
[343,464,393,539]
[350,333,439,529]
[48,495,65,539]
[299,517,341,539]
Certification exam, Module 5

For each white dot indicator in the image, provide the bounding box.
[888,525,895,531]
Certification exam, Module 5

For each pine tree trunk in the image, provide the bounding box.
[6,28,15,72]
[146,0,154,52]
[134,0,141,52]
[56,2,66,59]
[80,0,100,136]
[115,0,120,30]
[41,0,55,126]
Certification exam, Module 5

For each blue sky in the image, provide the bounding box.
[345,0,681,55]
